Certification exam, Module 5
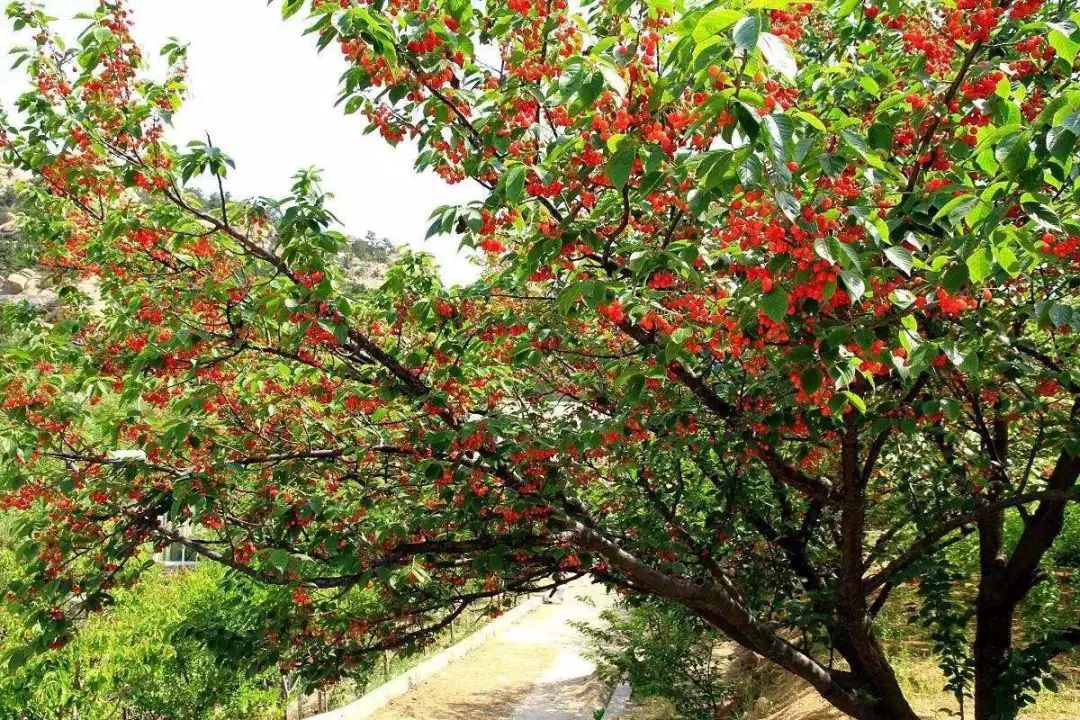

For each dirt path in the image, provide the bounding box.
[364,582,612,720]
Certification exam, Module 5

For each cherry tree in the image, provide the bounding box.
[1,1,1079,718]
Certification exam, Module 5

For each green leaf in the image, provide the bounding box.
[868,123,893,152]
[596,58,628,97]
[758,32,797,81]
[840,127,885,169]
[800,367,823,393]
[503,164,527,204]
[692,9,744,43]
[734,102,761,141]
[763,112,793,159]
[775,190,799,221]
[558,280,604,313]
[835,0,860,15]
[92,27,115,44]
[578,72,605,107]
[942,343,966,369]
[701,150,736,189]
[1049,303,1073,328]
[1047,122,1077,160]
[942,264,969,292]
[795,110,826,132]
[344,95,364,115]
[890,289,916,308]
[841,271,866,302]
[966,246,994,283]
[859,75,881,96]
[884,246,913,275]
[6,646,31,671]
[933,194,979,223]
[607,140,637,190]
[844,391,867,414]
[1048,22,1079,64]
[268,549,290,571]
[760,289,789,323]
[841,128,867,154]
[733,15,761,53]
[997,135,1030,178]
[282,0,305,20]
[814,237,836,264]
[941,398,962,421]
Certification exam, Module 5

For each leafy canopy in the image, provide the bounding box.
[1,0,1078,718]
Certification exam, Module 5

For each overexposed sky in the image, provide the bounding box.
[0,0,481,284]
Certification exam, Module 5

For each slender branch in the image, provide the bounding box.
[865,486,1080,591]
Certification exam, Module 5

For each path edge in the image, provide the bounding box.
[600,682,633,719]
[307,596,544,720]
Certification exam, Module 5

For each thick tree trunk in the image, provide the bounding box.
[836,420,920,720]
[973,502,1010,720]
[973,594,1013,720]
[575,517,906,720]
[972,446,1080,720]
[694,608,899,720]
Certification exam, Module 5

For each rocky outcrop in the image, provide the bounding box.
[0,267,59,311]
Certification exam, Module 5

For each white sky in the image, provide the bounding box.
[0,0,481,285]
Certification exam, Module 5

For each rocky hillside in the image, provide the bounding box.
[337,230,397,289]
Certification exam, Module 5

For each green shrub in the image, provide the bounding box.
[0,547,286,720]
[578,599,728,720]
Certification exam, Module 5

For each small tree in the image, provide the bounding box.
[1,1,1078,719]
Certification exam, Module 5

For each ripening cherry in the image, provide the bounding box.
[647,270,677,289]
[1035,379,1061,397]
[479,237,505,254]
[598,300,626,324]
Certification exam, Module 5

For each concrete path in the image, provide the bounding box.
[363,581,612,720]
